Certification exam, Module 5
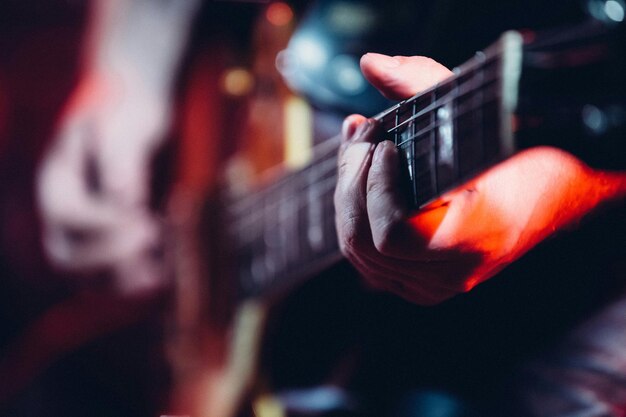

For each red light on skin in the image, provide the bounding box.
[408,200,448,239]
[266,2,293,26]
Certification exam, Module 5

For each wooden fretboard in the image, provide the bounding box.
[228,31,524,299]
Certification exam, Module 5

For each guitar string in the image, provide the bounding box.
[231,95,501,239]
[381,73,499,146]
[232,93,502,282]
[232,94,492,233]
[230,89,501,224]
[228,66,502,214]
[231,107,500,259]
[232,37,512,291]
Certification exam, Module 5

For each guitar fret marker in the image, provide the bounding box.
[437,104,454,168]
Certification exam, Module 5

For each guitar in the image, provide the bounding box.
[166,19,625,417]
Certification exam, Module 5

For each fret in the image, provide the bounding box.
[415,171,435,206]
[249,218,268,290]
[436,101,455,192]
[263,193,279,281]
[482,99,501,162]
[411,90,437,115]
[456,67,478,97]
[233,157,340,297]
[386,68,507,206]
[278,184,294,272]
[475,52,486,176]
[322,183,338,255]
[396,90,435,207]
[375,32,522,209]
[229,31,525,298]
[306,166,325,252]
[398,140,417,206]
[378,108,397,136]
[396,98,413,127]
[232,193,263,293]
[431,87,439,195]
[456,98,482,176]
[414,137,435,175]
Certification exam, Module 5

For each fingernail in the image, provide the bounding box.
[352,119,373,142]
[341,115,366,142]
[341,118,355,142]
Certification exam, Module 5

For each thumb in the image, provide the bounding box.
[360,53,453,100]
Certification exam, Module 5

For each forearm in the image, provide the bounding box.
[525,154,626,244]
[83,0,200,94]
[483,149,626,266]
[592,170,626,204]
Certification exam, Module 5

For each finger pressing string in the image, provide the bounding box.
[341,114,366,141]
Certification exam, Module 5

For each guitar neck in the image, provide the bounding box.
[227,136,343,299]
[228,20,624,300]
[228,31,524,300]
[374,31,523,209]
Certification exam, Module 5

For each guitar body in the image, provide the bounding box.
[166,2,625,416]
[164,14,355,415]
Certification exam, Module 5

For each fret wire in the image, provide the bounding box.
[479,66,486,174]
[231,172,337,228]
[396,91,499,148]
[228,158,336,215]
[410,98,419,205]
[453,76,460,183]
[382,55,500,131]
[231,93,502,232]
[431,87,438,195]
[230,57,501,216]
[230,48,506,226]
[371,43,503,124]
[475,51,485,178]
[232,175,338,232]
[394,105,400,145]
[385,72,500,135]
[227,135,340,207]
[237,40,512,297]
[228,151,339,213]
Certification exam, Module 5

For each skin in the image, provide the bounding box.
[0,0,199,409]
[334,52,626,305]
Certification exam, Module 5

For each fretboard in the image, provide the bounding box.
[228,31,523,299]
[376,31,522,208]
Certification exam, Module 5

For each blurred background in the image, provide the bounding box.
[0,1,610,417]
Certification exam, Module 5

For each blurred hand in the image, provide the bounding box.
[37,71,169,294]
[334,53,625,305]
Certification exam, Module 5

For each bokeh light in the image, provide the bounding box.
[266,2,293,27]
[221,67,255,97]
